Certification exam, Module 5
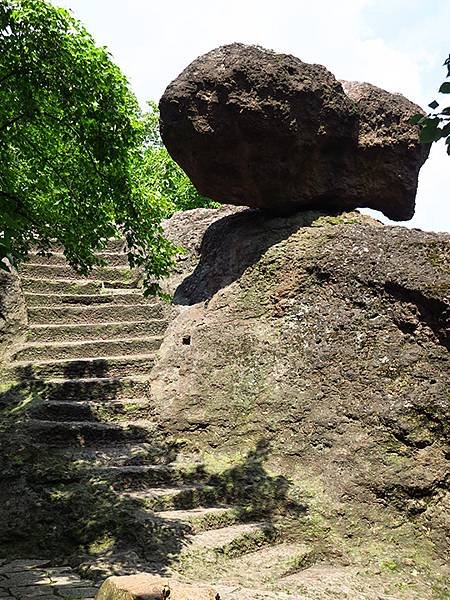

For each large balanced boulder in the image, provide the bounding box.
[159,43,429,221]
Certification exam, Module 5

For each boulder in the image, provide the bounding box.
[341,80,429,220]
[96,574,218,600]
[159,43,429,221]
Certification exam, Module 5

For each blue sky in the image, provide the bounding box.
[54,0,450,233]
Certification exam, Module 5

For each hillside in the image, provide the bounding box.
[0,207,448,599]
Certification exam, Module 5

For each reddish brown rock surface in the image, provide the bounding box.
[0,269,27,361]
[159,43,429,221]
[96,573,218,600]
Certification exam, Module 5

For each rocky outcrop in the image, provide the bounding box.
[2,213,449,598]
[150,205,449,596]
[0,269,27,362]
[159,43,429,221]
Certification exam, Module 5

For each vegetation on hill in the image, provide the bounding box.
[0,0,213,295]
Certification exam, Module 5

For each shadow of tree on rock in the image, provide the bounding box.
[0,371,307,581]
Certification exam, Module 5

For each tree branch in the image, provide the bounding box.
[0,67,25,85]
[0,189,46,232]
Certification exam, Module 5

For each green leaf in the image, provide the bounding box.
[420,124,443,143]
[439,82,450,94]
[409,113,424,125]
[428,100,439,110]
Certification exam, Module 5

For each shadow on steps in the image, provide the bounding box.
[0,372,307,581]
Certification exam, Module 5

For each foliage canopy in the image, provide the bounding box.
[142,102,218,216]
[0,0,214,293]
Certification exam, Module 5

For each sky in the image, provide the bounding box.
[53,0,450,233]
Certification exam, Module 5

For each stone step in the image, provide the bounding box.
[211,543,313,588]
[19,263,141,284]
[28,303,163,325]
[185,522,277,559]
[28,375,150,402]
[0,560,98,599]
[22,443,181,483]
[13,336,164,362]
[21,277,105,295]
[122,485,220,512]
[28,398,148,421]
[28,251,130,267]
[24,291,152,307]
[27,320,167,343]
[155,506,241,534]
[12,354,156,380]
[21,276,141,294]
[24,418,156,446]
[49,442,180,469]
[86,463,200,490]
[45,238,128,254]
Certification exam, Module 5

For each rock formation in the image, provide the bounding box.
[151,205,449,597]
[0,269,27,362]
[159,43,429,221]
[0,209,448,598]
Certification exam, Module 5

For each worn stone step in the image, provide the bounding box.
[12,354,156,380]
[122,485,220,512]
[19,263,141,284]
[50,442,180,469]
[24,419,156,446]
[14,336,163,362]
[45,238,127,254]
[155,506,241,533]
[27,320,167,343]
[184,522,277,559]
[28,398,148,421]
[86,463,200,490]
[21,277,105,295]
[24,291,154,307]
[210,543,313,588]
[31,375,150,402]
[22,444,181,484]
[28,303,162,325]
[28,251,130,267]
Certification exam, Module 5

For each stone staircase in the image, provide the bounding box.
[2,242,309,598]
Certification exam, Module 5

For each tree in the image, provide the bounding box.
[0,0,186,294]
[142,102,218,216]
[411,54,450,155]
